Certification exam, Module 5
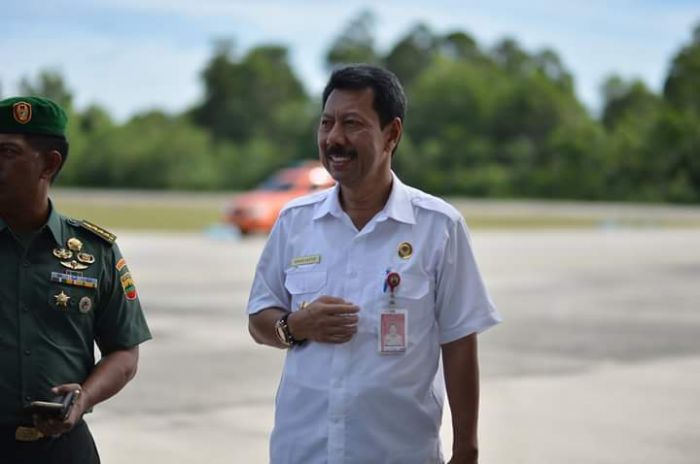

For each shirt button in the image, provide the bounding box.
[23,261,31,268]
[25,395,32,401]
[24,349,31,356]
[22,306,29,313]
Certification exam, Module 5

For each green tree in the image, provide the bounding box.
[602,76,661,130]
[437,31,483,63]
[76,111,223,190]
[58,104,115,186]
[192,41,308,146]
[384,24,437,87]
[402,57,509,194]
[647,109,700,202]
[325,10,379,68]
[663,23,700,114]
[19,70,73,110]
[533,48,573,92]
[490,37,531,76]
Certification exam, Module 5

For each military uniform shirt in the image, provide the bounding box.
[247,173,501,464]
[0,204,151,425]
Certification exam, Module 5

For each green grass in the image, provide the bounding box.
[52,189,700,232]
[56,201,223,231]
[52,191,225,231]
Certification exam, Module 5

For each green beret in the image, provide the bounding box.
[0,96,67,138]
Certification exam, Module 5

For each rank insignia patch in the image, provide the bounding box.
[81,221,116,244]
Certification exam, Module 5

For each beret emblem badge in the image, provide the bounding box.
[12,102,32,124]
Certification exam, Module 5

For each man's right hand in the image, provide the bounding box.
[288,296,359,344]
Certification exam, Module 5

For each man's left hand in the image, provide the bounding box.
[33,383,87,437]
[447,447,478,464]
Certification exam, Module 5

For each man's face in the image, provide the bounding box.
[0,134,47,211]
[317,88,396,190]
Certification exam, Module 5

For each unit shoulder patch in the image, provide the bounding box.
[80,220,117,244]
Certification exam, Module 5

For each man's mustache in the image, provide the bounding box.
[326,145,358,158]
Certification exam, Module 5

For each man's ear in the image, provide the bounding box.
[41,150,63,181]
[385,117,403,153]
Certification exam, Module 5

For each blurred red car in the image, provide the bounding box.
[224,161,335,234]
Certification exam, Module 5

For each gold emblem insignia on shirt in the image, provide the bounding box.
[67,237,83,252]
[54,291,71,308]
[60,260,89,271]
[77,252,95,264]
[398,242,413,259]
[53,248,73,260]
[78,296,93,314]
[291,254,321,267]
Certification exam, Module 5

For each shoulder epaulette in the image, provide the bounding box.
[80,220,117,244]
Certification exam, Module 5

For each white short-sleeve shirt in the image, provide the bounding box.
[247,173,501,464]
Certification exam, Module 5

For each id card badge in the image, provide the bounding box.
[379,309,407,354]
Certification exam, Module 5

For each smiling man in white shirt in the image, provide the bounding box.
[247,64,501,464]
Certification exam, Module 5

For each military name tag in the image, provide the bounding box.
[291,254,321,267]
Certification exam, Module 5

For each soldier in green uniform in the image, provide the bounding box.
[0,96,152,463]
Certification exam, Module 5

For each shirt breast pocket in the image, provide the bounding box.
[394,272,434,341]
[284,270,327,311]
[395,272,431,302]
[38,287,96,348]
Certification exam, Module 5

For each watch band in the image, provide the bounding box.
[275,312,304,347]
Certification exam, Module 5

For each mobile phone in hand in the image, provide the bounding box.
[24,391,76,420]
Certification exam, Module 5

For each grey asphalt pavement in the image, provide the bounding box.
[87,228,700,463]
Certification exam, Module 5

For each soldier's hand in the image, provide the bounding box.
[33,384,86,437]
[289,295,359,344]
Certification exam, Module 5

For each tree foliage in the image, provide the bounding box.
[325,11,379,68]
[663,24,700,115]
[8,15,698,203]
[191,41,307,146]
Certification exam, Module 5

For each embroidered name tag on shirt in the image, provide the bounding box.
[291,255,321,267]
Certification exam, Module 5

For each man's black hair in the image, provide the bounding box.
[25,134,69,183]
[321,64,407,128]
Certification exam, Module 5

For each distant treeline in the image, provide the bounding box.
[5,12,700,202]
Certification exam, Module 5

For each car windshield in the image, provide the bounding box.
[258,176,294,192]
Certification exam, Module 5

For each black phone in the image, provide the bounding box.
[23,391,76,420]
